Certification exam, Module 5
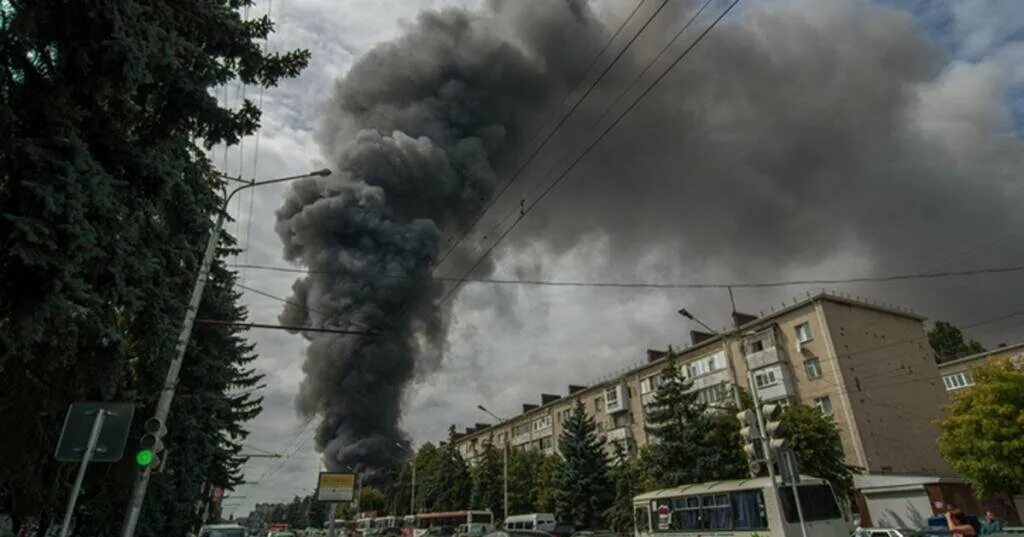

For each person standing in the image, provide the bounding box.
[946,507,976,537]
[979,510,1004,535]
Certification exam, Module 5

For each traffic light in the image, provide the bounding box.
[736,409,763,477]
[761,403,787,452]
[736,409,759,459]
[136,417,166,468]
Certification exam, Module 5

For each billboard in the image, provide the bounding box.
[316,472,356,502]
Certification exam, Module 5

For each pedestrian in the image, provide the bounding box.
[945,507,976,537]
[979,510,1004,535]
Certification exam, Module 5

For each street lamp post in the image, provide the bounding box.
[477,405,508,522]
[396,442,416,515]
[119,169,332,537]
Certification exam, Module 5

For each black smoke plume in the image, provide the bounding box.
[274,0,605,477]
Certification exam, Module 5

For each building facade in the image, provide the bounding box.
[936,342,1024,393]
[452,292,954,477]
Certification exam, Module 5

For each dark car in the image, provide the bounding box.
[484,530,551,537]
[550,523,575,537]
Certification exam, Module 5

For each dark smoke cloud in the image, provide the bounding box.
[275,0,605,477]
[277,0,1024,476]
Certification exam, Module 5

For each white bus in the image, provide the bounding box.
[403,511,494,537]
[633,476,848,537]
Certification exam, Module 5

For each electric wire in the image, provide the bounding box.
[436,0,743,309]
[432,0,663,270]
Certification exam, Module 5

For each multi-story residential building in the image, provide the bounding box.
[452,291,955,477]
[936,342,1024,393]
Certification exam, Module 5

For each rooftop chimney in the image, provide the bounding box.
[522,403,539,413]
[690,330,715,345]
[568,384,587,394]
[541,393,561,405]
[731,311,757,327]
[646,349,667,363]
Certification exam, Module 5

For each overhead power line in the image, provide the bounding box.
[233,262,1024,290]
[433,0,664,270]
[436,0,743,308]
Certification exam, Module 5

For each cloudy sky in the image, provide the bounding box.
[217,0,1024,515]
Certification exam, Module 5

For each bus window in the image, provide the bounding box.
[701,494,731,529]
[778,484,842,522]
[730,490,768,530]
[672,497,700,530]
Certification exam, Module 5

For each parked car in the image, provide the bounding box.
[484,531,551,537]
[550,523,574,537]
[199,524,248,537]
[569,530,619,537]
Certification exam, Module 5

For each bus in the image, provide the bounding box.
[403,511,494,537]
[633,476,849,537]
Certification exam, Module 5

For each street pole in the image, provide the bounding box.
[477,405,508,522]
[785,450,808,537]
[328,504,337,537]
[119,169,330,537]
[502,442,508,522]
[59,409,107,537]
[396,441,416,516]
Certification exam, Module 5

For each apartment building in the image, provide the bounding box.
[452,291,954,477]
[936,342,1024,393]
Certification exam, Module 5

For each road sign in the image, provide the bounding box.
[316,472,356,502]
[54,403,135,462]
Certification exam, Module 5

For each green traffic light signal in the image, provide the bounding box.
[136,449,155,467]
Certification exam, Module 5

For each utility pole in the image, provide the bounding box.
[119,169,331,537]
[477,405,508,521]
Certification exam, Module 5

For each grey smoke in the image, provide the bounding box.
[274,0,605,477]
[276,0,1024,477]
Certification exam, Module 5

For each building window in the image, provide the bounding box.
[640,376,656,394]
[532,415,551,431]
[942,371,974,391]
[605,387,620,407]
[795,322,813,343]
[538,436,552,450]
[512,423,530,436]
[754,369,778,389]
[594,396,604,412]
[748,339,765,353]
[697,383,731,406]
[611,411,632,429]
[804,358,822,380]
[813,396,833,416]
[557,408,572,423]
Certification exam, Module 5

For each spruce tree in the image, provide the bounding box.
[471,443,505,519]
[553,401,612,529]
[0,0,308,533]
[604,445,640,534]
[643,354,706,486]
[428,426,472,511]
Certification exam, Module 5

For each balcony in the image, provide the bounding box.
[512,432,531,446]
[746,346,783,369]
[752,365,796,402]
[606,426,631,442]
[605,385,628,414]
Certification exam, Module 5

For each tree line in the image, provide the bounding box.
[256,353,854,532]
[0,1,308,536]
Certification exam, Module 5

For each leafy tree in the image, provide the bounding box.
[938,359,1024,497]
[929,321,985,363]
[0,0,307,534]
[604,445,640,534]
[471,443,505,519]
[359,485,387,513]
[553,401,612,529]
[532,453,559,513]
[781,404,857,499]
